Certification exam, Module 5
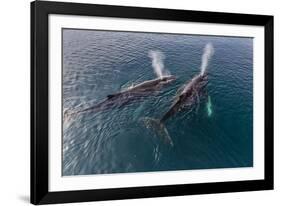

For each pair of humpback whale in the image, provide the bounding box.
[66,44,214,147]
[67,68,208,147]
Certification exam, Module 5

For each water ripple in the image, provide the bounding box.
[62,29,253,176]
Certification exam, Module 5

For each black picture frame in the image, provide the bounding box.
[31,0,274,204]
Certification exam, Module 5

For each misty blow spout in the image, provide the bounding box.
[148,50,170,79]
[200,43,214,75]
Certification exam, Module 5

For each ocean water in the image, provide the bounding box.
[62,29,253,176]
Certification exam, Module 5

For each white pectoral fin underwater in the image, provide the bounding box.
[206,95,213,117]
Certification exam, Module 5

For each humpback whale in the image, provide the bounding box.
[143,43,214,146]
[143,72,208,146]
[64,75,176,119]
[64,50,175,120]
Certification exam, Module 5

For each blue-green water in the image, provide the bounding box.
[62,29,253,176]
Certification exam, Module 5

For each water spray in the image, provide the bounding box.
[200,43,214,75]
[148,50,170,79]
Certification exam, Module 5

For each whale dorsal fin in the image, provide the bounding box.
[107,93,121,99]
[107,94,115,99]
